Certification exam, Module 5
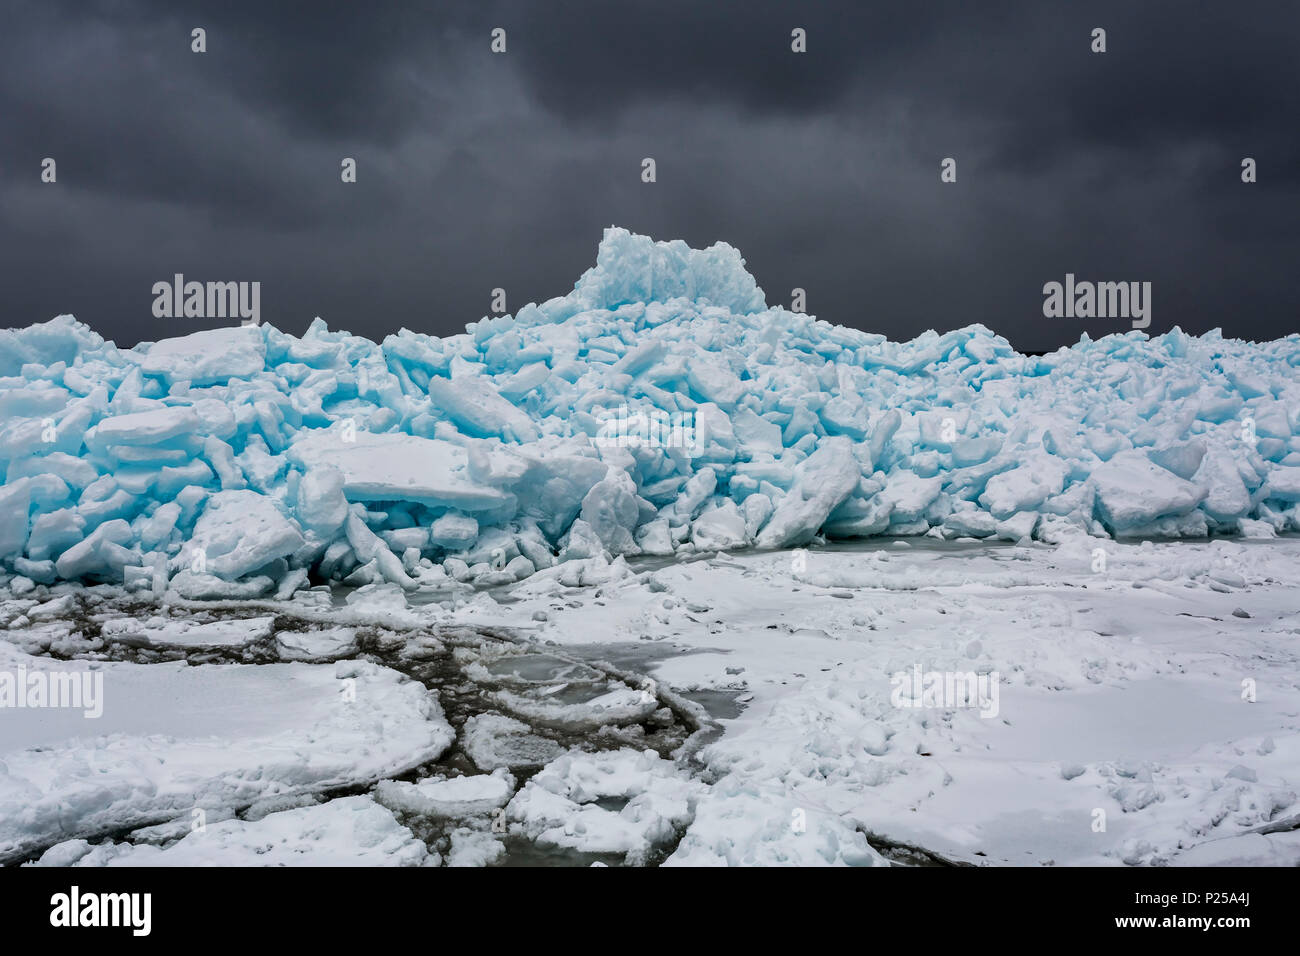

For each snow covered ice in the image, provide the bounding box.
[0,643,453,862]
[3,227,1300,866]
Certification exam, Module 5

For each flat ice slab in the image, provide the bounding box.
[100,613,276,648]
[35,796,433,867]
[0,643,453,863]
[287,429,512,511]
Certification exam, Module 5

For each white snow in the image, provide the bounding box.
[0,644,453,863]
[448,536,1300,866]
[34,796,433,867]
[507,749,703,865]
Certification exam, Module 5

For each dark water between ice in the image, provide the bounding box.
[23,596,723,867]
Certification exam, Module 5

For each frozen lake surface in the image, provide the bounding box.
[3,536,1299,866]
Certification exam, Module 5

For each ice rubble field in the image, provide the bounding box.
[4,227,1300,597]
[2,227,1300,867]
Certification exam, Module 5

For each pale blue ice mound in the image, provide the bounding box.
[2,226,1299,596]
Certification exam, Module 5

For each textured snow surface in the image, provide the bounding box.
[4,227,1300,596]
[506,748,707,865]
[0,644,453,863]
[34,796,434,867]
[4,534,1298,866]
[466,537,1300,866]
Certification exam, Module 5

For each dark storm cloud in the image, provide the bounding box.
[1,0,1296,351]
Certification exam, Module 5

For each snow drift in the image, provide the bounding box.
[2,227,1299,597]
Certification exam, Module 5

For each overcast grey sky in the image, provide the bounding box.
[2,0,1297,351]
